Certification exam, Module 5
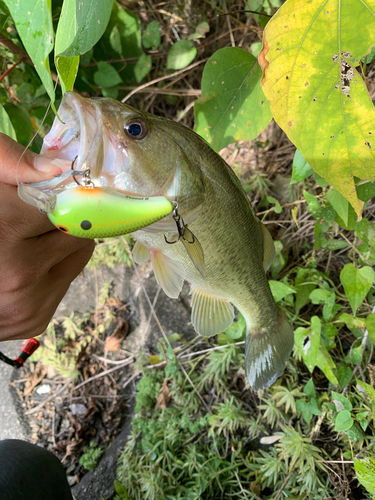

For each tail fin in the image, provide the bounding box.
[245,308,294,390]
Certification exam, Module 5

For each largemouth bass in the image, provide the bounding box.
[26,91,294,390]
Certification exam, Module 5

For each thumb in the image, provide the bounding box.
[0,133,65,186]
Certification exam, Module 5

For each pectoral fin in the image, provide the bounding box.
[181,227,206,278]
[133,240,151,264]
[190,286,234,337]
[261,223,275,271]
[151,251,185,299]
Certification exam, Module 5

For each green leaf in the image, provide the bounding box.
[166,344,174,361]
[109,24,122,55]
[94,61,122,88]
[332,391,352,411]
[4,0,55,104]
[166,333,181,343]
[269,280,296,303]
[334,410,353,431]
[304,378,316,399]
[357,380,375,403]
[337,364,352,391]
[296,398,321,424]
[250,41,262,57]
[334,202,358,230]
[0,103,16,140]
[356,218,375,246]
[345,346,363,365]
[357,181,375,203]
[114,479,129,499]
[354,457,375,496]
[195,47,272,151]
[340,263,375,315]
[4,103,33,146]
[267,196,282,213]
[55,0,79,94]
[346,423,363,441]
[270,241,287,278]
[294,268,317,314]
[303,191,322,216]
[362,46,375,64]
[309,288,331,304]
[167,40,196,70]
[259,0,375,218]
[134,54,152,83]
[339,312,366,330]
[60,0,114,57]
[302,316,321,372]
[327,188,349,226]
[142,20,160,50]
[291,149,314,183]
[217,332,236,345]
[325,239,349,250]
[316,343,338,385]
[315,173,329,188]
[366,314,375,344]
[102,86,118,99]
[224,315,245,340]
[189,21,210,40]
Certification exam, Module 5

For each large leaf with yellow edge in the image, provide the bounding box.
[258,0,375,218]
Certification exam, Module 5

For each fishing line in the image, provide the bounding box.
[16,76,60,187]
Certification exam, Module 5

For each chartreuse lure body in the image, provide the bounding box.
[48,186,173,238]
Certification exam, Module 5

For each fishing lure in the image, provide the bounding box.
[48,185,174,239]
[18,169,174,239]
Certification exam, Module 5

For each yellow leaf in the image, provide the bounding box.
[259,0,375,219]
[291,206,299,228]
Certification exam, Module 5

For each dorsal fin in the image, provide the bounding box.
[261,223,275,271]
[190,286,234,337]
[133,240,151,265]
[151,251,185,299]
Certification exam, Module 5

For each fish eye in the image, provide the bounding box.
[124,119,147,140]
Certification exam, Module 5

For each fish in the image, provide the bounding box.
[25,91,294,390]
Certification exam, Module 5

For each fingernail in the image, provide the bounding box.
[34,156,68,172]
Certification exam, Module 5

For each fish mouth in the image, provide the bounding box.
[41,92,105,177]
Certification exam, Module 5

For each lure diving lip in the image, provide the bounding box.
[48,186,174,238]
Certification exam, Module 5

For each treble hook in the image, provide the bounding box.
[71,156,95,188]
[164,202,195,245]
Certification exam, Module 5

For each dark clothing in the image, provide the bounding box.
[0,439,73,500]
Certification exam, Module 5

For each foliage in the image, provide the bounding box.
[79,441,104,471]
[32,313,92,379]
[194,47,272,151]
[115,337,375,499]
[258,0,375,217]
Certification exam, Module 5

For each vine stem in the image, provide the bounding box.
[0,57,24,82]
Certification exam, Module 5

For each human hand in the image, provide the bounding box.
[0,133,95,341]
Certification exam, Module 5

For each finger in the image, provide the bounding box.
[0,183,57,239]
[0,133,66,186]
[0,242,95,341]
[32,231,95,272]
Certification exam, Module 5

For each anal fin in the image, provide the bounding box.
[261,223,275,271]
[190,286,234,337]
[133,240,151,265]
[151,251,185,299]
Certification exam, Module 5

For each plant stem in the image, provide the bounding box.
[0,57,24,82]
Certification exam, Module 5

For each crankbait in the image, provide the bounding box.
[48,186,174,239]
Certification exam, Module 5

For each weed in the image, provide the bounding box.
[79,441,104,471]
